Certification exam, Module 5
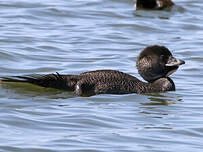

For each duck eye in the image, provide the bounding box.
[160,55,168,62]
[160,55,164,59]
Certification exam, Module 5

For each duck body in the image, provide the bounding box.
[1,45,185,96]
[135,0,174,10]
[74,70,175,96]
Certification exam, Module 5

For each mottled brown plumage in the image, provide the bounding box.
[0,45,185,96]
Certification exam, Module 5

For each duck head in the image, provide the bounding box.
[136,45,185,82]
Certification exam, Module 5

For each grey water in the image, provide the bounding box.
[0,0,203,151]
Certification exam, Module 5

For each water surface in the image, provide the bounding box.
[0,0,203,152]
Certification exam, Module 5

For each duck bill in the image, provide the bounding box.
[165,56,185,77]
[165,56,185,67]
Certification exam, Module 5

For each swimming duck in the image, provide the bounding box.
[1,45,184,96]
[135,0,175,10]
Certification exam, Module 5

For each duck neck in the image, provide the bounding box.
[140,77,175,93]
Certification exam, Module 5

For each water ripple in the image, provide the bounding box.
[0,0,203,152]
